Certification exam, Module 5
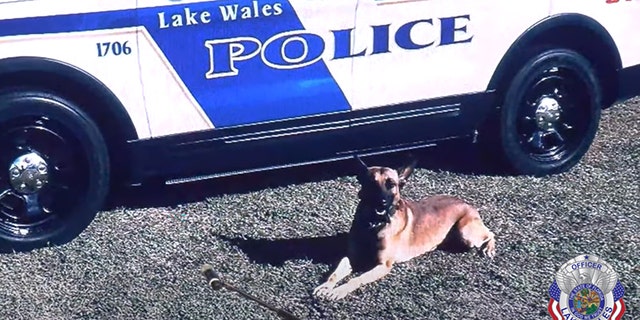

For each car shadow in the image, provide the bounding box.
[106,141,506,210]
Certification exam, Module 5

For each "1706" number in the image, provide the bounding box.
[96,41,133,57]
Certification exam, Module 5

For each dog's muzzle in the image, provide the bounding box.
[374,205,393,223]
[358,188,394,224]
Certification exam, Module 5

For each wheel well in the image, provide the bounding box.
[488,13,622,109]
[0,57,139,184]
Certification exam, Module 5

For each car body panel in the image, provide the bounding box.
[550,0,640,68]
[351,0,551,110]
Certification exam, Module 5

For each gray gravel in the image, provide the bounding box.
[0,98,638,320]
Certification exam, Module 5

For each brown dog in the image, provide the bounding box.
[313,156,496,301]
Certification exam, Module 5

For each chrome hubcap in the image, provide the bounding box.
[517,66,592,161]
[9,152,49,195]
[535,97,562,131]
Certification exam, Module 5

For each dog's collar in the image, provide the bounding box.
[368,221,386,230]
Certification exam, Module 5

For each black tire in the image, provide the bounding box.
[0,89,110,253]
[497,48,602,176]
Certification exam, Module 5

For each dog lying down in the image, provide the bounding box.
[313,156,496,301]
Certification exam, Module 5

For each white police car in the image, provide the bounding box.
[0,0,638,252]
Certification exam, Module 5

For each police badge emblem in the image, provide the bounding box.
[548,254,626,320]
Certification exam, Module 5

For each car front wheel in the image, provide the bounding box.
[0,89,110,253]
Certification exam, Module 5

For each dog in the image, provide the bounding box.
[313,155,496,301]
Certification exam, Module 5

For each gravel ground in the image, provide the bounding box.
[0,98,638,320]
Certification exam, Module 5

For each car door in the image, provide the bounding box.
[136,0,357,137]
[350,0,551,152]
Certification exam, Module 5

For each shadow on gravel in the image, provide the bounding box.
[218,229,472,271]
[106,141,506,210]
[218,233,350,267]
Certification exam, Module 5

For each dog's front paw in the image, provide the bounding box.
[313,282,335,298]
[325,284,353,301]
[482,239,496,258]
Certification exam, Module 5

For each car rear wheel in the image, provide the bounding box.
[498,48,602,176]
[0,89,110,253]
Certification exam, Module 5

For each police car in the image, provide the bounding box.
[0,0,638,252]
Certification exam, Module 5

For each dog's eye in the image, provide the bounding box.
[385,178,396,189]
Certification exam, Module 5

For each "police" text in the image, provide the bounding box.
[204,15,473,79]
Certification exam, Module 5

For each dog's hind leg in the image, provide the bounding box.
[457,211,496,258]
[313,257,353,298]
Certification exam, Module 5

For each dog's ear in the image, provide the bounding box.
[397,157,417,187]
[354,155,369,179]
